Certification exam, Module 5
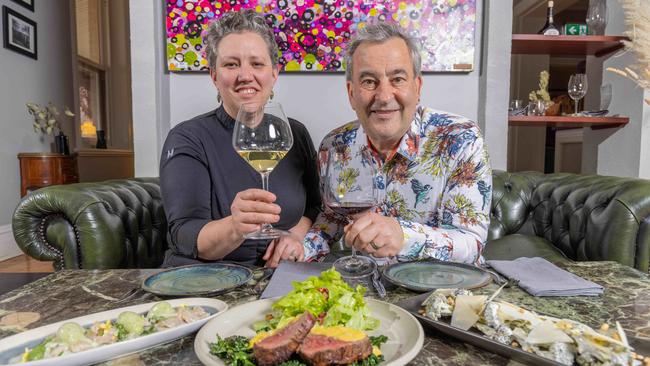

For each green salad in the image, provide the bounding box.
[256,268,379,332]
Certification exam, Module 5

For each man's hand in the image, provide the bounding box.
[263,232,306,268]
[344,213,405,257]
[230,189,280,240]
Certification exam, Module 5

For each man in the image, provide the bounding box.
[304,22,491,264]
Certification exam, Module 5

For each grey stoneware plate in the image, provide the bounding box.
[382,260,492,292]
[142,263,253,297]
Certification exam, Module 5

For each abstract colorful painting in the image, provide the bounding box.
[166,0,476,72]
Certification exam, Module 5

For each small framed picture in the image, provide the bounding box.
[11,0,34,12]
[2,6,37,60]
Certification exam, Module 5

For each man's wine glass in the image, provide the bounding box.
[568,74,588,116]
[232,101,293,239]
[322,148,377,276]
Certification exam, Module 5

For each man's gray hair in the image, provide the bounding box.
[205,10,278,70]
[344,22,421,81]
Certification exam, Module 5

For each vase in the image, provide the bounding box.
[54,131,70,155]
[96,130,107,149]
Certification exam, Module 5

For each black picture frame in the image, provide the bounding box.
[10,0,34,12]
[2,6,37,60]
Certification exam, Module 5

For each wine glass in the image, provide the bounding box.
[322,148,377,277]
[509,99,524,116]
[600,83,612,110]
[232,101,293,239]
[568,74,588,116]
[586,0,607,35]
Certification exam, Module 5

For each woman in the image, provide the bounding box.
[160,10,320,268]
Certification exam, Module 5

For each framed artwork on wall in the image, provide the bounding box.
[2,6,38,60]
[11,0,34,12]
[165,0,476,73]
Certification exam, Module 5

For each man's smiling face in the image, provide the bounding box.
[346,37,422,149]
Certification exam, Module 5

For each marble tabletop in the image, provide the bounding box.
[0,261,649,365]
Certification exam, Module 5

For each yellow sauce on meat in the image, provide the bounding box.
[309,325,366,342]
[249,330,272,347]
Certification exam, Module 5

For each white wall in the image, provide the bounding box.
[169,71,482,149]
[129,0,169,177]
[131,0,511,177]
[582,0,650,178]
[479,0,512,171]
[0,0,73,258]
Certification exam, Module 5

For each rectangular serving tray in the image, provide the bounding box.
[397,292,650,366]
[396,292,565,366]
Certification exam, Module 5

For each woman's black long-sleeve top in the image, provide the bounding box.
[159,106,321,267]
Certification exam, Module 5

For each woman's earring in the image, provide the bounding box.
[217,93,222,103]
[270,90,275,100]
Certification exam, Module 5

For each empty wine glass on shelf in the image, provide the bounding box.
[509,99,524,116]
[568,74,588,116]
[527,100,547,116]
[232,101,293,239]
[586,0,607,35]
[322,148,377,277]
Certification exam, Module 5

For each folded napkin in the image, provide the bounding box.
[260,261,333,299]
[486,257,603,297]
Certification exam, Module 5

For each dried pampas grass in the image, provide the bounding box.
[606,0,650,104]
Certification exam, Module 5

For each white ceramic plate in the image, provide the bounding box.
[194,298,424,366]
[0,298,228,366]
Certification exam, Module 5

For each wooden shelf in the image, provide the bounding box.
[508,115,629,129]
[511,34,628,57]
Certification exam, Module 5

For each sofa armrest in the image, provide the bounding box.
[12,178,166,270]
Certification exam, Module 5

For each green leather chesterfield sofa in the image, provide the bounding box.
[12,171,650,272]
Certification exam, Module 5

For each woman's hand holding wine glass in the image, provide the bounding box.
[229,189,280,240]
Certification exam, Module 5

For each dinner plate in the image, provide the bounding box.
[0,298,228,366]
[382,260,492,292]
[142,263,253,297]
[194,298,424,366]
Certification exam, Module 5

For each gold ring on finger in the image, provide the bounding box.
[370,241,381,250]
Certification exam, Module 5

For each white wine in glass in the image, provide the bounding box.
[233,101,293,239]
[236,151,288,174]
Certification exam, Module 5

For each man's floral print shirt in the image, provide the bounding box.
[303,106,492,265]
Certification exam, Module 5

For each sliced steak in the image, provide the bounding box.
[253,311,316,366]
[298,332,373,366]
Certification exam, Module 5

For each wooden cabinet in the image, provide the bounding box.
[18,153,79,197]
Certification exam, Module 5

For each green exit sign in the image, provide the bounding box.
[565,23,588,35]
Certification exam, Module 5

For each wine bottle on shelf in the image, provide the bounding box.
[538,0,560,36]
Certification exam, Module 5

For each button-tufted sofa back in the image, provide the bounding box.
[490,170,650,272]
[12,178,166,269]
[12,172,650,271]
